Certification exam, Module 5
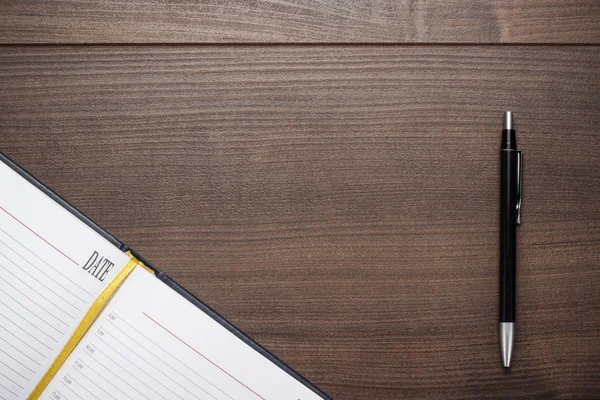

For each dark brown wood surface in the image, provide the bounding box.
[1,1,600,44]
[1,45,599,399]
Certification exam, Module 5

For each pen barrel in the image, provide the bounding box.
[499,149,519,322]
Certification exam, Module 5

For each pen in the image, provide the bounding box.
[499,111,523,368]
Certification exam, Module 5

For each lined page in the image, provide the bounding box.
[0,161,131,400]
[42,266,323,400]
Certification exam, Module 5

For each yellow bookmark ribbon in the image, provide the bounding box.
[28,253,140,399]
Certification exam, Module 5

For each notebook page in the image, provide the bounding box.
[41,266,323,400]
[0,161,131,400]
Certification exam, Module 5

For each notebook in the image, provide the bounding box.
[0,152,329,400]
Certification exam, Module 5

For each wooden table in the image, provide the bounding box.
[1,2,599,398]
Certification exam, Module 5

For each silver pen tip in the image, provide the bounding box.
[504,111,513,130]
[500,322,515,368]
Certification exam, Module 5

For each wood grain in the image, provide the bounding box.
[1,1,599,44]
[0,46,599,399]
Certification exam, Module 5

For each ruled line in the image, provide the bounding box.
[0,383,18,397]
[0,335,42,366]
[0,227,91,299]
[0,371,24,390]
[101,326,213,400]
[0,242,83,309]
[0,289,63,334]
[0,274,70,326]
[54,390,68,400]
[0,311,53,350]
[65,374,100,400]
[75,358,134,400]
[94,334,183,400]
[70,367,116,400]
[0,324,47,359]
[87,342,167,400]
[0,358,31,382]
[78,353,149,400]
[106,318,225,400]
[143,312,266,400]
[110,313,233,400]
[0,258,77,319]
[93,335,185,400]
[60,380,83,400]
[0,206,79,266]
[0,298,60,340]
[0,347,36,374]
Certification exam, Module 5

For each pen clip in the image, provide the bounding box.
[516,150,523,225]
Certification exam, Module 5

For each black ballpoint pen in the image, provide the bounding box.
[499,111,523,368]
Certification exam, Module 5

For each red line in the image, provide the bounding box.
[0,205,79,266]
[142,312,266,400]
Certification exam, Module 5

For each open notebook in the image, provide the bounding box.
[0,153,329,400]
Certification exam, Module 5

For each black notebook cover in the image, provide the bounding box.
[0,151,331,400]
